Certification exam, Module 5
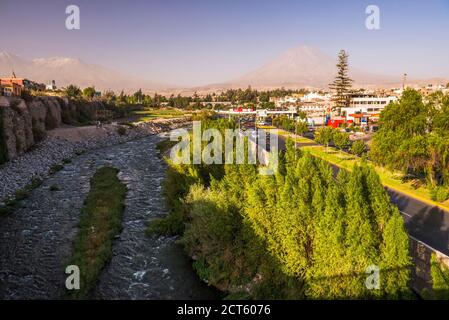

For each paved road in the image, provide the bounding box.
[268,130,449,257]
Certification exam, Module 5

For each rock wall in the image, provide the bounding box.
[410,237,449,297]
[0,96,104,163]
[0,117,189,202]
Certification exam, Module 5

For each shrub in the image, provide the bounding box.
[351,140,367,156]
[430,186,449,202]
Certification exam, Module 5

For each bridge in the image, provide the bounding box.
[216,108,297,118]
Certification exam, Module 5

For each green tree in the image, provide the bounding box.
[133,89,144,103]
[333,131,350,151]
[295,121,309,136]
[307,180,348,298]
[351,140,367,156]
[370,89,449,188]
[430,253,449,299]
[315,127,334,148]
[83,86,96,99]
[64,84,82,98]
[380,211,412,298]
[329,50,353,114]
[149,118,412,300]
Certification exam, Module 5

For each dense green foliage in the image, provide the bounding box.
[247,143,411,299]
[82,86,96,99]
[64,86,310,110]
[272,116,308,136]
[370,89,449,200]
[351,140,367,156]
[314,127,352,152]
[151,119,411,299]
[67,167,127,299]
[213,87,308,104]
[430,254,449,299]
[64,85,82,99]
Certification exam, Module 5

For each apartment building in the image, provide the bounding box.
[343,93,397,123]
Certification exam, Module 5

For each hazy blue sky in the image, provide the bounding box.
[1,0,449,86]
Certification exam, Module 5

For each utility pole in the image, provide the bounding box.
[402,73,407,90]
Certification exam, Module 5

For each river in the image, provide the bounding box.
[0,133,218,299]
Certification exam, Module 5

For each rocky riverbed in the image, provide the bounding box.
[0,129,218,299]
[0,118,187,203]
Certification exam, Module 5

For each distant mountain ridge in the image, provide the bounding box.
[1,47,447,95]
[228,45,398,88]
[0,51,171,93]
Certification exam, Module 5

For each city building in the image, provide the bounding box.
[0,74,45,92]
[300,91,331,102]
[46,80,57,91]
[0,82,22,96]
[343,93,398,123]
[270,96,298,108]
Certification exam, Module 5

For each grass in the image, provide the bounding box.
[155,139,178,157]
[270,128,449,212]
[66,167,127,299]
[132,108,184,123]
[0,178,43,215]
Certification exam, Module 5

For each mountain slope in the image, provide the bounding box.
[229,46,398,88]
[0,51,171,92]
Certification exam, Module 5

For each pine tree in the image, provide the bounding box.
[329,50,353,114]
[430,253,449,299]
[380,210,412,298]
[343,165,379,298]
[307,182,349,299]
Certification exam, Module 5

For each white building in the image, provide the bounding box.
[298,104,327,112]
[46,80,57,91]
[343,93,398,123]
[270,96,299,108]
[300,91,331,102]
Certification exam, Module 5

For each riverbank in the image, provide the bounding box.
[0,132,218,299]
[0,117,189,203]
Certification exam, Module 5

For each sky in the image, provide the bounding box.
[1,0,449,86]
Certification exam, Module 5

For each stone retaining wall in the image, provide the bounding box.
[410,237,449,296]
